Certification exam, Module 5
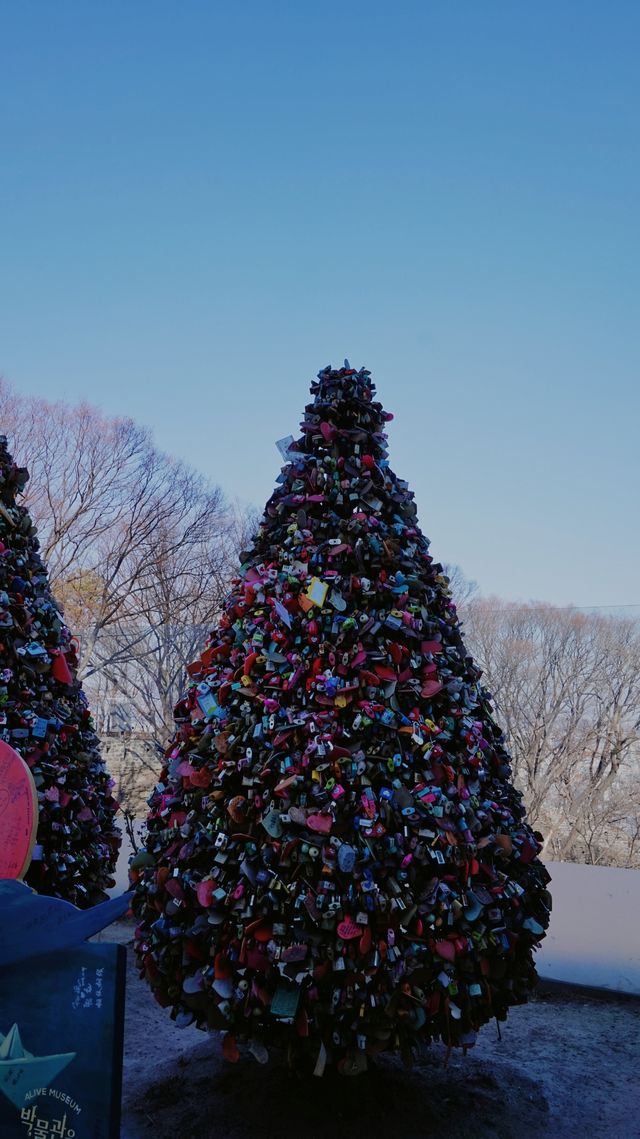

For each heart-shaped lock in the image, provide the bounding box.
[337,917,360,940]
[434,939,456,962]
[421,679,443,698]
[307,813,332,834]
[288,805,307,826]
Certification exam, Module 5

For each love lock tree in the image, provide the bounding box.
[0,436,120,906]
[132,364,551,1074]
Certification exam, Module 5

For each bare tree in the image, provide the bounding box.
[0,380,238,676]
[0,378,257,757]
[565,774,640,866]
[442,562,478,614]
[89,504,243,740]
[465,599,640,867]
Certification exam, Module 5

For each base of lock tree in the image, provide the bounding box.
[159,956,541,1074]
[132,363,551,1067]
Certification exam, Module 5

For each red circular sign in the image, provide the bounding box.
[0,740,38,879]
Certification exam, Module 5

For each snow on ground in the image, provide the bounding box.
[102,920,640,1139]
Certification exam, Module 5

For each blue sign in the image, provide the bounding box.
[0,942,125,1139]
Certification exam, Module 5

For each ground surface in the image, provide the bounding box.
[104,921,640,1139]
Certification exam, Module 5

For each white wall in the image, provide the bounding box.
[537,860,640,995]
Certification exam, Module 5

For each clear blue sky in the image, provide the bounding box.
[1,1,639,608]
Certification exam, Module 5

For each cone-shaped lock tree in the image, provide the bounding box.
[0,435,121,906]
[132,364,551,1072]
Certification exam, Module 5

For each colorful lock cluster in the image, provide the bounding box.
[0,435,121,906]
[132,363,551,1072]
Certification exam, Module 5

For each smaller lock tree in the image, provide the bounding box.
[0,435,120,906]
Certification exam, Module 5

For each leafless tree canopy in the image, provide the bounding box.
[465,599,640,868]
[0,380,249,745]
[442,562,478,615]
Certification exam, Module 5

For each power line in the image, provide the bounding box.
[474,601,640,612]
[553,603,640,611]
